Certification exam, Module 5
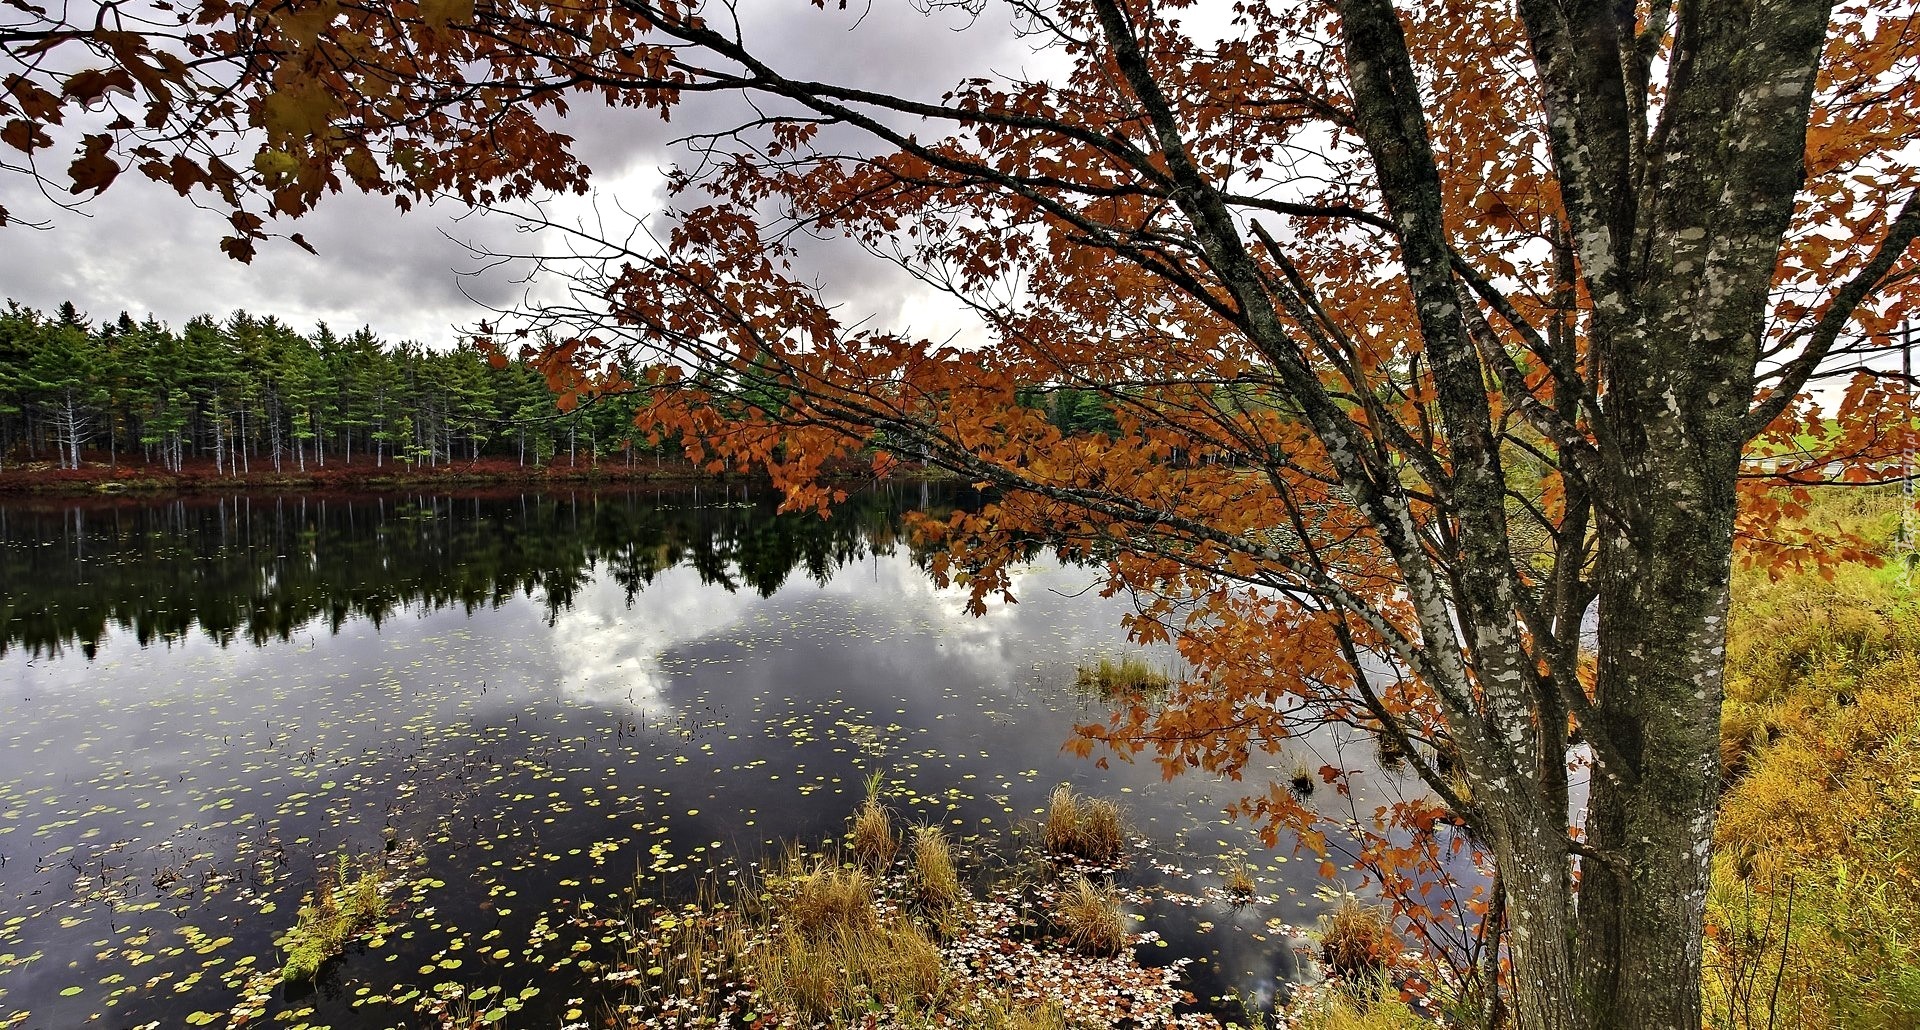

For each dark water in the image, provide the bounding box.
[0,486,1357,1028]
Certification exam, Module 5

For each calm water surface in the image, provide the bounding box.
[0,486,1363,1028]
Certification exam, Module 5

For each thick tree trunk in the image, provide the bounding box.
[1572,425,1739,1028]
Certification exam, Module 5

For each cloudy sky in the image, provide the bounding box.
[0,0,1054,346]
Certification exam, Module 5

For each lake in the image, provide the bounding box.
[0,485,1360,1028]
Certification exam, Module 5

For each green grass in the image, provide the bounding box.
[278,854,392,982]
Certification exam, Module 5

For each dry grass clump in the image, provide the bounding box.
[1222,858,1257,902]
[770,856,878,938]
[1287,755,1319,800]
[912,824,965,914]
[615,795,1211,1027]
[753,917,945,1021]
[849,796,897,871]
[1073,655,1171,698]
[1056,875,1129,956]
[1042,785,1127,864]
[1319,900,1400,979]
[751,850,946,1020]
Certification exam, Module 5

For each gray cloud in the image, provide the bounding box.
[1,0,1042,346]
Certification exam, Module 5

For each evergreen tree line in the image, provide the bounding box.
[0,300,668,475]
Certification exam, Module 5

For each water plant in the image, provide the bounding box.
[1222,858,1257,903]
[277,853,392,982]
[1072,655,1171,698]
[612,795,1192,1027]
[1055,875,1129,956]
[1287,757,1318,800]
[753,913,946,1021]
[849,795,897,872]
[911,824,964,914]
[767,855,878,939]
[623,896,748,1024]
[1041,785,1127,864]
[848,768,897,872]
[754,850,943,1020]
[976,996,1072,1029]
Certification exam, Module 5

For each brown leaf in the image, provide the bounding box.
[219,235,257,262]
[67,133,121,195]
[418,0,474,29]
[2,74,61,122]
[0,118,52,153]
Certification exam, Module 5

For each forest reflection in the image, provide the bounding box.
[0,482,980,659]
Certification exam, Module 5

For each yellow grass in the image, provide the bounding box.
[769,855,878,938]
[1318,901,1399,979]
[1042,785,1127,863]
[1285,979,1427,1030]
[1073,655,1171,697]
[1223,858,1257,902]
[850,796,897,871]
[752,917,944,1021]
[912,824,965,914]
[1056,875,1129,956]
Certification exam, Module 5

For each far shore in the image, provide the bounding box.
[0,454,941,497]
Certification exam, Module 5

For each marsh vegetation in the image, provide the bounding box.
[277,854,396,982]
[611,794,1193,1028]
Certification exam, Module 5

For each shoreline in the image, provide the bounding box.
[0,456,945,497]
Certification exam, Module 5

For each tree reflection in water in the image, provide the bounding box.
[0,483,984,659]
